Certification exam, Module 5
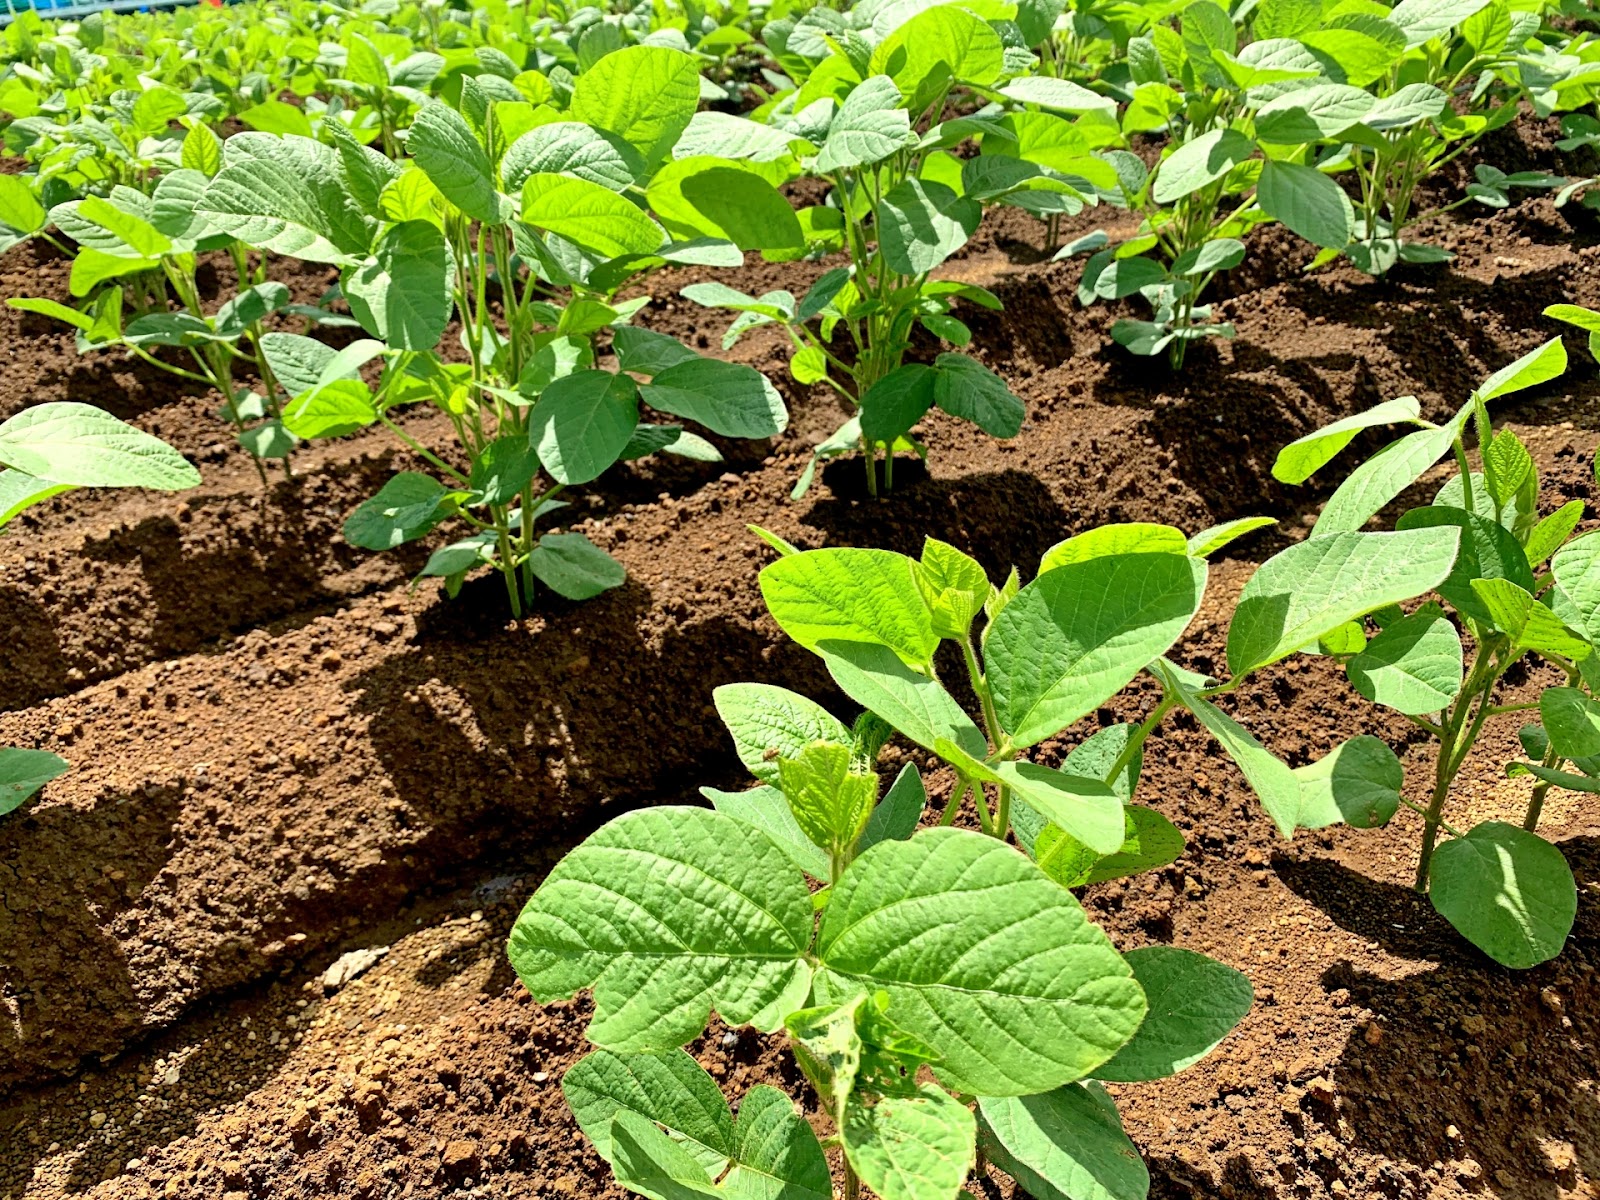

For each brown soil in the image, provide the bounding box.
[2,114,1599,1200]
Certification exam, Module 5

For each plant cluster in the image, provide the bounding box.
[510,527,1265,1200]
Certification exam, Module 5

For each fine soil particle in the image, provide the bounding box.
[2,117,1599,1200]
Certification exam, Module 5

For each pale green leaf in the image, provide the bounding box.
[987,553,1206,748]
[816,828,1146,1096]
[507,807,814,1050]
[1226,529,1462,676]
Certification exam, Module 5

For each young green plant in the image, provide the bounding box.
[199,48,789,615]
[507,529,1259,1200]
[1105,336,1587,967]
[686,4,1089,495]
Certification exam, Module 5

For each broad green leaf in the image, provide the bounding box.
[1551,532,1600,641]
[932,353,1025,438]
[283,379,377,440]
[816,76,914,172]
[1040,524,1188,573]
[239,98,314,137]
[1292,734,1403,829]
[842,1084,975,1200]
[344,219,453,351]
[819,640,988,759]
[1347,610,1462,714]
[1469,578,1591,658]
[1035,805,1186,889]
[608,1111,722,1198]
[344,472,454,549]
[640,358,788,440]
[1540,687,1600,759]
[703,784,831,880]
[1272,396,1422,484]
[0,747,69,816]
[1152,129,1255,205]
[213,282,290,337]
[761,549,938,667]
[1187,517,1275,558]
[0,175,44,235]
[987,554,1206,749]
[0,402,199,490]
[563,1049,734,1174]
[502,121,644,193]
[724,1086,832,1200]
[1255,84,1375,142]
[1363,82,1450,130]
[410,101,509,225]
[878,178,980,276]
[70,249,160,297]
[872,3,1005,93]
[531,369,640,485]
[0,469,72,529]
[1387,0,1491,47]
[1255,0,1322,38]
[1429,822,1576,968]
[1256,160,1354,250]
[8,297,92,332]
[1314,421,1461,533]
[860,365,936,445]
[572,45,703,165]
[1157,661,1300,837]
[260,333,345,398]
[1473,337,1567,404]
[1394,506,1533,624]
[714,684,851,785]
[523,173,666,259]
[993,762,1127,855]
[1227,529,1462,676]
[816,828,1146,1096]
[778,741,877,856]
[1000,77,1116,114]
[979,1083,1147,1200]
[528,533,627,600]
[76,194,173,258]
[615,327,699,377]
[674,111,798,163]
[507,807,814,1050]
[1300,17,1407,88]
[199,134,372,263]
[679,167,803,252]
[860,764,927,853]
[469,435,540,507]
[1525,501,1584,569]
[1095,947,1252,1081]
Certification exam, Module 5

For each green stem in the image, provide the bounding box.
[377,412,470,485]
[1416,642,1501,889]
[937,781,968,827]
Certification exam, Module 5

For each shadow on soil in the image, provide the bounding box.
[0,782,183,1090]
[1277,838,1600,1200]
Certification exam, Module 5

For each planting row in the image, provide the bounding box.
[2,0,1599,1197]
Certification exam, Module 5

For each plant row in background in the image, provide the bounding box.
[0,0,1598,1197]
